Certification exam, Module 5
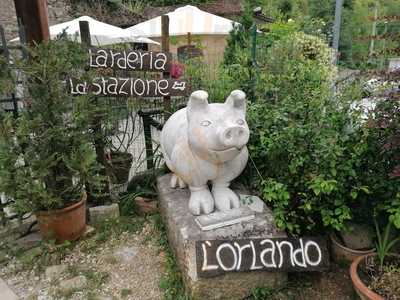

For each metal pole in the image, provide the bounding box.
[380,21,388,69]
[369,2,378,58]
[332,0,343,64]
[142,114,154,170]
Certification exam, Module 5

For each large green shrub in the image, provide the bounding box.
[245,32,371,235]
[0,41,105,214]
[361,84,400,228]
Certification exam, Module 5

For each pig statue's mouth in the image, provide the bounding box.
[208,146,243,163]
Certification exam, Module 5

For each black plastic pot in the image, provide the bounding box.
[107,151,133,184]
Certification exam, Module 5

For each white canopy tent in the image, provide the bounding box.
[125,5,240,37]
[9,16,159,46]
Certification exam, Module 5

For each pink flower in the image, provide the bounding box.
[171,63,184,79]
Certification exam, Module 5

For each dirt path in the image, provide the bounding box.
[0,218,165,300]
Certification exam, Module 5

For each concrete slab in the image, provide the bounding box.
[195,207,255,231]
[0,278,19,300]
[157,174,287,300]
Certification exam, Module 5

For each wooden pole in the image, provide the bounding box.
[79,21,91,46]
[13,0,50,45]
[79,21,110,204]
[161,15,171,122]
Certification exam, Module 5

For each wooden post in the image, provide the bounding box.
[79,21,110,204]
[161,15,171,122]
[13,0,50,45]
[79,21,91,46]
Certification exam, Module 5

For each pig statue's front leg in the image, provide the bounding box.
[212,147,248,211]
[189,185,214,215]
[212,183,240,211]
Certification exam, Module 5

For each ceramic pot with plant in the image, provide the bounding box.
[0,41,104,242]
[350,221,400,300]
[330,222,375,264]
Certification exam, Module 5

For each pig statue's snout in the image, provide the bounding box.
[220,126,249,149]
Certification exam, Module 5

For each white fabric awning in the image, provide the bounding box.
[9,16,159,46]
[125,5,240,38]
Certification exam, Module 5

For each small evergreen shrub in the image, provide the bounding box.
[0,40,105,214]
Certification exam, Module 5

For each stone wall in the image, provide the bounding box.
[0,0,18,41]
[0,0,72,41]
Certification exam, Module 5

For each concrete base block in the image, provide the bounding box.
[157,174,288,300]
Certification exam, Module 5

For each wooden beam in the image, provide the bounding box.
[79,21,91,47]
[79,20,110,204]
[161,15,171,122]
[13,0,50,45]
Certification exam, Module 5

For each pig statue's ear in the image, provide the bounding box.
[187,90,209,116]
[225,90,246,112]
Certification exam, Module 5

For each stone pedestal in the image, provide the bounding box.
[157,174,288,300]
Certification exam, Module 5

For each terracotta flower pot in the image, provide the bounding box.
[350,254,384,300]
[330,232,375,264]
[36,193,87,243]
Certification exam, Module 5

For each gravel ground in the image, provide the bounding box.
[0,219,165,300]
[1,216,359,300]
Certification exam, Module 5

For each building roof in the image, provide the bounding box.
[10,16,159,46]
[125,5,240,38]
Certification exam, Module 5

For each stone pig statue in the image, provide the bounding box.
[161,90,249,215]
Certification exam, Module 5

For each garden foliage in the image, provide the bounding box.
[258,0,400,69]
[0,41,105,213]
[246,32,365,235]
[187,16,400,235]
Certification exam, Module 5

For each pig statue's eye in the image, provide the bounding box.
[237,119,245,125]
[200,120,212,127]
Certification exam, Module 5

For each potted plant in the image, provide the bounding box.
[106,149,133,198]
[350,220,400,300]
[330,203,376,264]
[330,222,375,264]
[0,40,104,242]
